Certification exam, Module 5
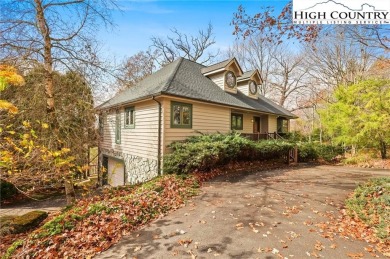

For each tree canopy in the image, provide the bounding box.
[320,79,390,158]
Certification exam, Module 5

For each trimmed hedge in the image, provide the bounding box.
[297,142,343,162]
[163,133,293,174]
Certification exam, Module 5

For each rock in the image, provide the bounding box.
[0,210,48,236]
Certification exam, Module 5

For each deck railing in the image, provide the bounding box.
[240,132,284,141]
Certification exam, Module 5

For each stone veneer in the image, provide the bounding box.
[100,148,158,185]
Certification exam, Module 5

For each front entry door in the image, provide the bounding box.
[253,116,260,133]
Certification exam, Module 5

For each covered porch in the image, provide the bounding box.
[231,109,290,141]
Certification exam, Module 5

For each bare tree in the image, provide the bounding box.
[0,0,116,131]
[304,27,375,90]
[116,50,157,91]
[150,23,219,65]
[232,2,321,44]
[268,46,311,110]
[345,25,390,53]
[226,35,278,96]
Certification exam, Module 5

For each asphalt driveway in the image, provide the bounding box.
[97,165,389,259]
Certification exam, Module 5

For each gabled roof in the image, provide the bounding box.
[200,59,231,74]
[97,58,296,118]
[237,69,263,84]
[200,57,243,76]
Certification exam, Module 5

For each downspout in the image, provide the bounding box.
[152,96,162,175]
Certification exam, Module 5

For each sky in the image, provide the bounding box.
[98,0,289,61]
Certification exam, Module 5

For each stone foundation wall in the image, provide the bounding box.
[100,148,158,185]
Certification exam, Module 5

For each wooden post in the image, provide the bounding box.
[294,146,298,164]
[287,149,291,165]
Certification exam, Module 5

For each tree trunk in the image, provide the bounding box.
[34,0,59,137]
[380,140,387,159]
[64,175,76,205]
[351,144,356,156]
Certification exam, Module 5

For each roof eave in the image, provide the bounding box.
[162,93,297,119]
[95,92,164,111]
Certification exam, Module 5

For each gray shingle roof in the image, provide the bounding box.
[97,58,297,118]
[200,58,231,74]
[239,70,254,79]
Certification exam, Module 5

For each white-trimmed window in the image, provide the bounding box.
[125,107,135,128]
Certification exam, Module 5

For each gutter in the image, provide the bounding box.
[152,96,162,175]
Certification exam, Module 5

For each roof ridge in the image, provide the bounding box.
[162,57,184,92]
[208,58,231,67]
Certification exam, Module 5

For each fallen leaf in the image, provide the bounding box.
[314,241,323,251]
[134,246,142,252]
[311,251,320,258]
[346,253,364,258]
[235,223,244,230]
[176,229,186,235]
[178,239,192,247]
[187,250,197,259]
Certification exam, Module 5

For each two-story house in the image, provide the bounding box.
[97,57,296,186]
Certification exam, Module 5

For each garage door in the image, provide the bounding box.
[107,158,125,187]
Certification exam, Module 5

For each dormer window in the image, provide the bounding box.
[249,80,257,95]
[201,58,242,93]
[225,71,236,88]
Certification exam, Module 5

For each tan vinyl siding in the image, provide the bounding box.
[208,73,224,90]
[260,115,268,133]
[268,115,277,133]
[237,82,248,96]
[163,97,230,152]
[101,100,159,160]
[233,112,252,133]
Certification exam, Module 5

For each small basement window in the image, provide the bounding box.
[124,107,135,128]
[231,113,243,130]
[171,101,192,128]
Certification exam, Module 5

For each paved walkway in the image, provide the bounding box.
[0,196,66,216]
[97,165,389,259]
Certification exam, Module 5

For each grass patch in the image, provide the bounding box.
[345,177,390,241]
[2,240,23,259]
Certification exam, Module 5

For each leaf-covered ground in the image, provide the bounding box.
[320,177,390,257]
[96,165,389,259]
[1,175,199,258]
[1,160,284,258]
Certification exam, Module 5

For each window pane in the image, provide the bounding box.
[282,120,288,132]
[232,115,236,128]
[182,106,190,125]
[237,116,242,128]
[125,111,130,125]
[130,110,134,125]
[173,105,181,125]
